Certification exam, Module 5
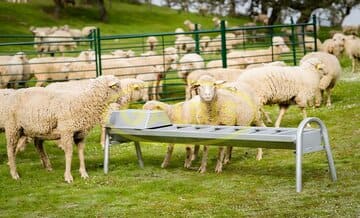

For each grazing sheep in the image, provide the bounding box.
[177,53,205,82]
[0,52,30,88]
[4,75,123,183]
[143,99,200,168]
[186,68,244,100]
[253,14,268,25]
[146,36,158,51]
[342,25,359,36]
[332,33,360,73]
[227,36,290,68]
[300,52,342,107]
[81,26,97,37]
[320,39,342,57]
[236,57,326,127]
[191,75,263,173]
[304,35,322,51]
[212,17,227,29]
[199,36,211,52]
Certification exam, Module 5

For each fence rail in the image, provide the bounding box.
[0,15,318,102]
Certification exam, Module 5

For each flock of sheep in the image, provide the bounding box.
[0,17,359,183]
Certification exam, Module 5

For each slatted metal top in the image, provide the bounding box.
[106,110,323,152]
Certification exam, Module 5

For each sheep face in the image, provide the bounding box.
[194,75,224,102]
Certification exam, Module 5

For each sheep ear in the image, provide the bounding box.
[109,81,119,89]
[315,63,323,70]
[133,84,140,90]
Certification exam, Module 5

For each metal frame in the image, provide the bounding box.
[103,116,336,192]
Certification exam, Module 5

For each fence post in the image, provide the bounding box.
[302,25,306,55]
[194,24,200,54]
[290,17,297,66]
[312,14,318,51]
[89,30,95,50]
[270,27,274,62]
[94,28,102,77]
[220,20,227,68]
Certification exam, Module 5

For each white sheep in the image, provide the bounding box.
[236,57,326,128]
[81,26,97,37]
[320,39,342,57]
[175,35,195,54]
[199,36,211,52]
[191,75,263,173]
[300,52,342,107]
[184,20,201,31]
[4,75,123,183]
[143,99,200,168]
[332,33,360,73]
[33,29,77,56]
[0,52,30,88]
[177,53,205,82]
[146,36,158,51]
[253,14,268,25]
[212,17,228,29]
[174,28,185,39]
[227,36,290,68]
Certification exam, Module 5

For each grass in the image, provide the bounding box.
[0,0,360,217]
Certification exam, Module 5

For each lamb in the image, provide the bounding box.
[177,53,205,82]
[236,57,326,128]
[184,20,201,31]
[300,52,342,107]
[227,36,290,68]
[143,99,200,168]
[0,52,30,88]
[191,75,263,173]
[332,33,360,73]
[212,17,227,29]
[146,36,158,51]
[4,75,123,183]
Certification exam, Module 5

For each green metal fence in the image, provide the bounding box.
[0,15,318,102]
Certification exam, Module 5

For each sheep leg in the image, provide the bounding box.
[351,57,355,73]
[184,146,192,168]
[61,134,74,183]
[274,104,289,128]
[326,88,332,107]
[14,136,28,155]
[161,144,174,168]
[6,129,20,180]
[34,138,53,171]
[100,125,106,149]
[191,144,199,160]
[76,139,89,179]
[198,145,208,173]
[261,108,272,124]
[215,146,226,173]
[223,146,233,165]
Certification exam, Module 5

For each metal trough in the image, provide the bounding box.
[104,109,337,192]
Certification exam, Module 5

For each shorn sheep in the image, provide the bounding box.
[300,52,342,107]
[4,75,123,183]
[191,75,263,173]
[236,57,326,128]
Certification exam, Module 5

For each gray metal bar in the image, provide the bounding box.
[134,141,144,168]
[104,128,110,174]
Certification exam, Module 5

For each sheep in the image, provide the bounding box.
[33,30,77,56]
[212,17,228,29]
[81,26,97,37]
[245,61,287,69]
[175,35,195,54]
[342,25,359,36]
[191,75,263,173]
[305,25,320,33]
[236,57,326,128]
[227,36,290,68]
[177,53,205,82]
[146,36,158,51]
[60,25,82,39]
[0,52,30,88]
[143,99,201,168]
[253,14,268,25]
[29,50,93,86]
[174,28,185,39]
[300,52,342,107]
[204,33,239,53]
[185,68,244,100]
[304,35,322,51]
[332,33,360,73]
[4,75,123,183]
[199,36,211,52]
[184,20,201,31]
[111,49,135,58]
[320,39,342,57]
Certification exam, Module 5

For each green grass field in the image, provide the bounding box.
[0,0,359,217]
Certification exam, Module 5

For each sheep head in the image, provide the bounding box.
[272,36,290,53]
[192,75,225,102]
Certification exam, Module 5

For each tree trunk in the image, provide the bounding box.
[228,0,236,17]
[53,0,64,19]
[268,5,281,25]
[98,0,108,22]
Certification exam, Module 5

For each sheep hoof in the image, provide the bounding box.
[64,174,73,183]
[79,170,89,179]
[161,162,168,168]
[256,153,263,161]
[11,171,20,180]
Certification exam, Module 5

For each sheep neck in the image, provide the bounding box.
[202,94,218,124]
